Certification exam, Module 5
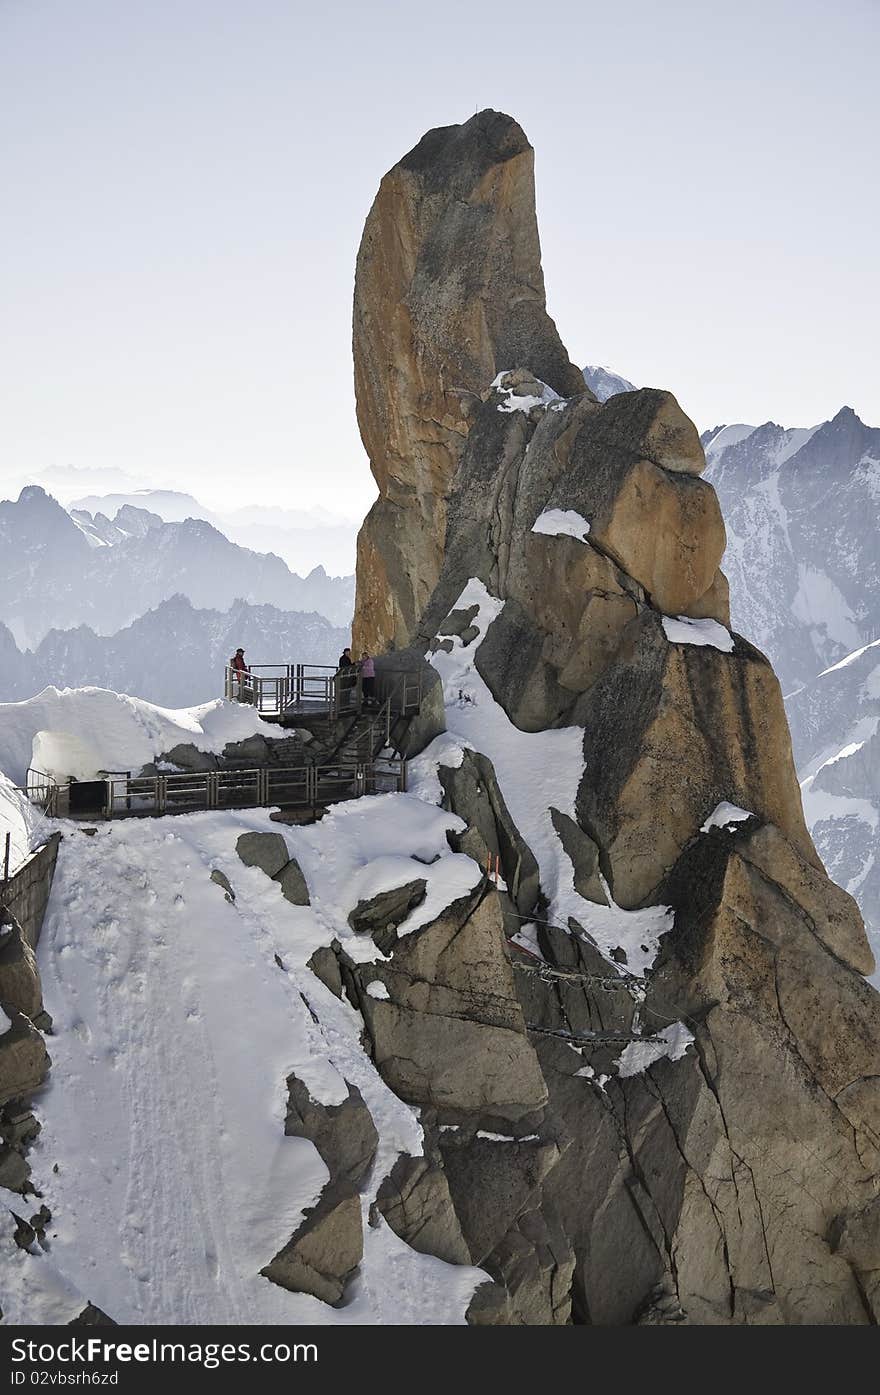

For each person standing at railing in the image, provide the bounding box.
[229,647,251,702]
[337,646,356,709]
[359,651,377,709]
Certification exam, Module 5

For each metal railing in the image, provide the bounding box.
[26,768,64,817]
[224,663,338,715]
[24,758,408,821]
[223,662,423,723]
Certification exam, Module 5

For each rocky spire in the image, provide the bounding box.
[352,109,587,653]
[344,111,880,1324]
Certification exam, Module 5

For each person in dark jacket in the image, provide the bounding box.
[337,646,356,708]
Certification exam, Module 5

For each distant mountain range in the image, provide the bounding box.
[582,365,637,401]
[0,593,348,709]
[0,466,361,575]
[703,406,879,693]
[584,367,880,977]
[0,486,355,649]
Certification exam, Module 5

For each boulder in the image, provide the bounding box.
[0,914,43,1020]
[549,808,605,905]
[307,945,343,999]
[487,1203,576,1325]
[209,869,235,902]
[69,1304,115,1327]
[0,1011,50,1107]
[235,831,290,879]
[573,612,821,907]
[160,744,218,773]
[261,1181,363,1306]
[438,1131,560,1264]
[285,1077,378,1189]
[374,1153,471,1264]
[348,880,427,953]
[440,750,540,915]
[0,1145,30,1191]
[351,889,548,1120]
[274,858,310,907]
[222,734,271,766]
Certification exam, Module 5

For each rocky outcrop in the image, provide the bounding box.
[572,614,820,907]
[352,109,587,654]
[345,110,880,1324]
[0,912,44,1022]
[235,831,310,905]
[262,1182,363,1306]
[0,1012,50,1109]
[285,1077,378,1190]
[342,885,547,1121]
[439,750,540,917]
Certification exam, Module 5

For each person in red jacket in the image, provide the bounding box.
[230,647,250,701]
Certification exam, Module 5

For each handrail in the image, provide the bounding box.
[22,756,408,821]
[223,662,423,721]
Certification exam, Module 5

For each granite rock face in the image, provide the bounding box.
[352,109,587,654]
[343,110,880,1324]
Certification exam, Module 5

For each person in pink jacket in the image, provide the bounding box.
[359,651,376,708]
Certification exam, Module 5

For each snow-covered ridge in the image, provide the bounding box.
[0,688,287,788]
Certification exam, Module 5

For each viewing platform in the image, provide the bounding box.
[223,662,423,726]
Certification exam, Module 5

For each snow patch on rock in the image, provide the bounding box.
[661,615,735,653]
[700,802,753,833]
[615,1022,694,1078]
[531,509,590,543]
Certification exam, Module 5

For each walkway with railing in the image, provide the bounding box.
[25,757,408,821]
[16,658,423,823]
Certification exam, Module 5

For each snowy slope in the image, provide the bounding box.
[15,799,488,1324]
[0,638,686,1322]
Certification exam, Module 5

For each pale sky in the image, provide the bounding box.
[1,0,878,516]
